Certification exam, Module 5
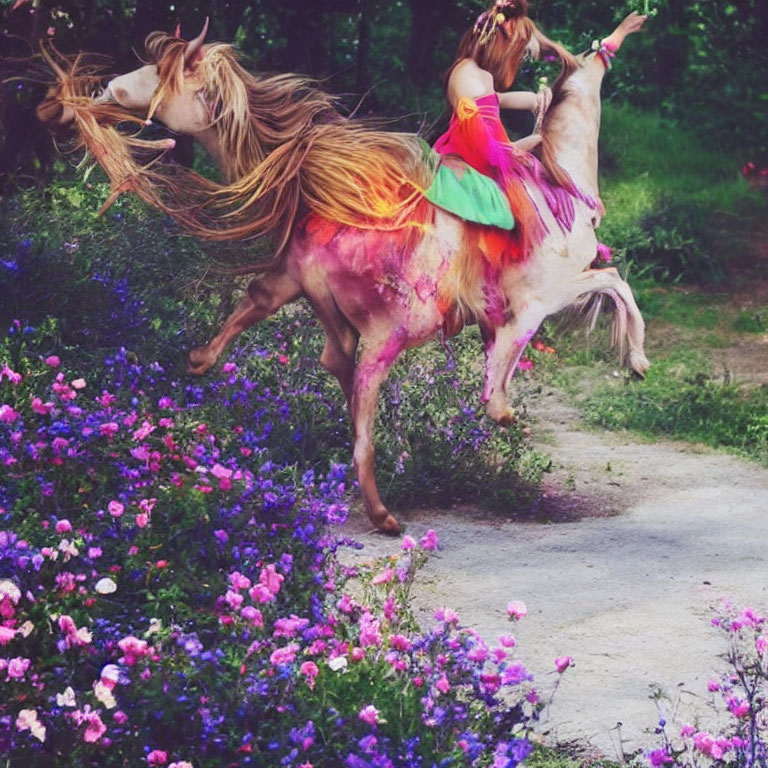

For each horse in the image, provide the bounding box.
[38,14,649,534]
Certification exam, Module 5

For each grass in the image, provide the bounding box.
[597,104,765,283]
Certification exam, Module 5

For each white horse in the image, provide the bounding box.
[40,13,649,533]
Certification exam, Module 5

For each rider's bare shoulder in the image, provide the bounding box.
[447,59,494,107]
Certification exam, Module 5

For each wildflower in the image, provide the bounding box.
[169,763,194,768]
[118,635,150,665]
[401,535,416,550]
[328,656,347,672]
[82,710,107,743]
[270,643,299,665]
[259,564,284,596]
[101,664,120,690]
[554,656,573,673]
[300,661,319,689]
[506,601,527,620]
[0,365,22,384]
[56,687,77,707]
[435,674,450,694]
[147,750,168,765]
[7,656,31,680]
[108,500,124,517]
[56,519,73,533]
[95,577,117,594]
[93,680,117,709]
[0,626,16,645]
[16,708,46,742]
[648,749,672,766]
[358,705,380,726]
[0,404,19,423]
[45,355,60,367]
[371,568,393,585]
[726,696,750,718]
[71,378,86,389]
[419,529,438,550]
[499,634,516,648]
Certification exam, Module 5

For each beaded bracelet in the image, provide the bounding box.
[591,39,617,70]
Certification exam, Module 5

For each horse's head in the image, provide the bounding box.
[107,18,211,135]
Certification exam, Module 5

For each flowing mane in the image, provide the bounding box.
[42,35,434,255]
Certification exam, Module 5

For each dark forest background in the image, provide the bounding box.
[1,0,767,183]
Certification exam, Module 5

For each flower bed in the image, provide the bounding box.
[1,323,542,767]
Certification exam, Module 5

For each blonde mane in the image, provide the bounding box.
[42,35,435,256]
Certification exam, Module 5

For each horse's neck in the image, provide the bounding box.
[544,56,605,199]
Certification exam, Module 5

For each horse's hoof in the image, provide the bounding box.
[187,348,212,376]
[374,514,401,535]
[629,352,650,379]
[488,406,517,426]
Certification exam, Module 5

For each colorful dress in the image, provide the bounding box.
[431,92,599,264]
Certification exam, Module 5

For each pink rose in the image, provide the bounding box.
[108,501,124,518]
[358,705,380,726]
[55,519,72,534]
[147,750,168,765]
[555,655,573,673]
[45,355,60,367]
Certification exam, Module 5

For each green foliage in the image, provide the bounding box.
[581,349,768,464]
[598,104,765,283]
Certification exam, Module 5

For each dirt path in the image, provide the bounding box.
[342,388,768,759]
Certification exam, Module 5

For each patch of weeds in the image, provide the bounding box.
[733,308,768,334]
[581,350,768,464]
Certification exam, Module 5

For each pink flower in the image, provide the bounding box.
[419,530,438,550]
[371,568,393,585]
[169,763,194,768]
[300,661,319,689]
[596,242,612,263]
[147,750,168,766]
[0,365,22,385]
[435,674,450,694]
[389,634,410,651]
[0,405,19,424]
[240,606,263,627]
[229,571,251,591]
[45,355,60,367]
[506,601,527,620]
[211,463,233,480]
[222,362,237,373]
[499,634,516,648]
[31,397,53,415]
[727,696,750,719]
[707,679,720,692]
[358,705,380,726]
[269,643,299,665]
[259,564,284,596]
[100,422,119,437]
[135,513,149,528]
[108,501,124,518]
[555,655,573,673]
[7,656,31,680]
[56,519,72,534]
[71,378,86,389]
[118,635,150,666]
[0,626,16,645]
[401,535,416,550]
[648,749,673,766]
[82,711,107,743]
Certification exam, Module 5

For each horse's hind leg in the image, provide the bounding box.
[188,267,301,375]
[306,290,359,407]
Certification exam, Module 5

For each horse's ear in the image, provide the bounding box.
[173,23,182,39]
[184,16,209,69]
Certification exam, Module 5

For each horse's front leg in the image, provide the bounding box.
[188,267,301,375]
[481,304,546,424]
[350,344,402,534]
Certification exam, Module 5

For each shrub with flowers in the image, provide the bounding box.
[1,319,548,767]
[646,603,768,768]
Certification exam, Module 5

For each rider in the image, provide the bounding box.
[441,0,574,154]
[432,1,647,260]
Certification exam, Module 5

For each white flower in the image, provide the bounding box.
[93,680,116,709]
[95,577,117,595]
[0,579,21,604]
[56,687,77,707]
[328,656,348,672]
